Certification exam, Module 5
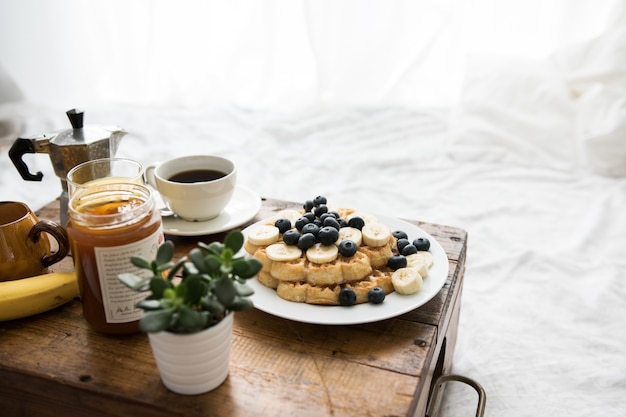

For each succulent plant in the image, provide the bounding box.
[118,231,261,334]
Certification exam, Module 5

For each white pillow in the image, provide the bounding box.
[576,83,626,177]
[552,25,626,177]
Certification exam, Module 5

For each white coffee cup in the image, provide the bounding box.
[145,155,237,222]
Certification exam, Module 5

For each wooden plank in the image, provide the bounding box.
[0,300,436,416]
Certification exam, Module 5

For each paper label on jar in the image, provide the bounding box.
[94,227,165,324]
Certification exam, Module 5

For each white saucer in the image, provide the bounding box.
[161,186,262,236]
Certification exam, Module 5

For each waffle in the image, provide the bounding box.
[244,204,402,306]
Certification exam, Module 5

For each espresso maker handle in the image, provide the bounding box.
[8,138,44,181]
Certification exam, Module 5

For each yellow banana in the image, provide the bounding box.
[0,272,79,322]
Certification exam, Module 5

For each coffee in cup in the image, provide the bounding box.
[145,155,236,222]
[0,201,70,281]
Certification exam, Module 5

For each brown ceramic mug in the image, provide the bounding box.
[0,201,70,281]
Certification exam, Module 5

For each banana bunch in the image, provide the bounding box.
[0,272,79,322]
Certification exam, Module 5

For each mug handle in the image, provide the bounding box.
[28,220,70,268]
[144,162,160,188]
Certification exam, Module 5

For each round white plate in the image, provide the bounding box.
[162,186,261,236]
[242,214,449,325]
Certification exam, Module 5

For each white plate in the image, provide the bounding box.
[242,214,449,325]
[162,186,261,236]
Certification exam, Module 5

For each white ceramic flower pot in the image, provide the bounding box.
[147,312,234,395]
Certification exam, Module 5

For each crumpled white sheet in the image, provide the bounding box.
[1,101,625,416]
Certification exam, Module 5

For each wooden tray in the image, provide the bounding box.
[0,197,467,417]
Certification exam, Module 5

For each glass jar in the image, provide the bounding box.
[67,182,163,335]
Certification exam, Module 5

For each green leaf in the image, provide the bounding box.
[182,275,207,305]
[130,256,151,270]
[204,254,222,275]
[224,231,244,253]
[155,261,174,274]
[177,305,209,333]
[136,299,162,310]
[232,258,262,279]
[139,309,173,333]
[183,261,199,276]
[150,277,173,299]
[175,282,187,299]
[213,275,236,306]
[221,247,234,264]
[227,296,254,311]
[234,281,254,297]
[202,295,226,317]
[199,241,224,256]
[166,257,187,281]
[189,248,208,273]
[156,241,175,264]
[118,273,150,292]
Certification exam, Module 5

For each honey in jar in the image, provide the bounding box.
[67,182,164,335]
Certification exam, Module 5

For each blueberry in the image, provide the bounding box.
[338,240,358,257]
[319,213,334,222]
[282,229,300,245]
[318,226,339,246]
[313,195,327,206]
[274,218,292,234]
[396,238,410,253]
[322,216,341,230]
[348,216,365,230]
[297,233,317,250]
[387,255,407,270]
[328,211,340,219]
[413,237,431,251]
[337,218,349,228]
[313,219,323,227]
[302,212,316,222]
[301,223,320,236]
[339,288,357,306]
[367,287,385,304]
[393,230,408,240]
[303,200,314,212]
[314,204,328,217]
[295,216,310,231]
[401,244,418,256]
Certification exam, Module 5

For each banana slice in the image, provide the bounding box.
[265,243,302,261]
[274,209,302,226]
[412,251,434,269]
[336,227,362,246]
[361,222,391,247]
[347,211,378,224]
[391,268,423,295]
[405,253,429,278]
[248,225,280,246]
[306,243,339,264]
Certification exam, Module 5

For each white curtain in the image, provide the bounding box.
[0,0,622,111]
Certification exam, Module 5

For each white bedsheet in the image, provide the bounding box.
[1,99,625,416]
